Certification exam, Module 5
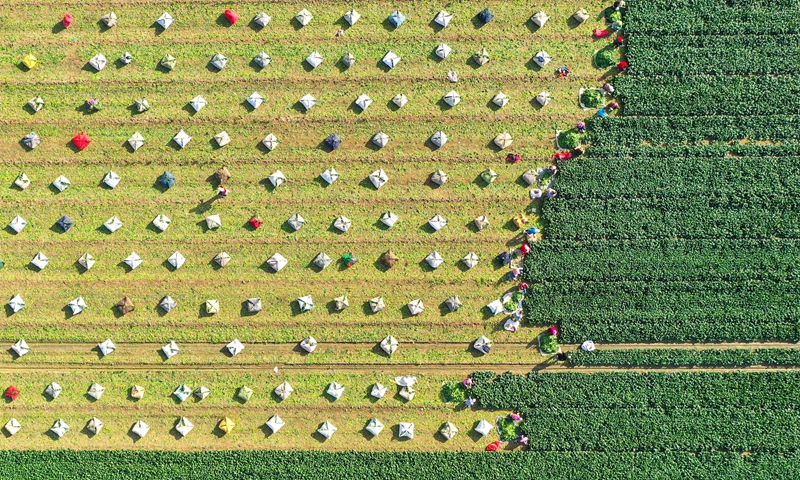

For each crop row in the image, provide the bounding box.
[523,280,800,343]
[586,115,800,146]
[3,450,800,479]
[541,195,800,241]
[5,1,598,43]
[625,35,800,76]
[1,39,577,83]
[552,154,800,199]
[522,407,800,453]
[524,239,800,283]
[585,143,800,159]
[626,0,800,35]
[616,74,800,117]
[470,371,800,410]
[570,348,800,367]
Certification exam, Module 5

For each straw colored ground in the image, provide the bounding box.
[0,0,612,451]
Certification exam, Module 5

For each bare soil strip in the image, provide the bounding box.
[3,341,799,374]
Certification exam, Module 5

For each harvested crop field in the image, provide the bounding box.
[4,0,800,478]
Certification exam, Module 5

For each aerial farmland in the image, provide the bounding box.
[1,0,799,478]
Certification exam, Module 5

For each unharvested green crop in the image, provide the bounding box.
[570,348,800,367]
[2,450,800,479]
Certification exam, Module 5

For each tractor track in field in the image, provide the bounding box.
[0,155,553,167]
[3,342,800,374]
[0,110,578,127]
[5,363,800,375]
[1,72,586,88]
[14,32,601,48]
[0,195,527,209]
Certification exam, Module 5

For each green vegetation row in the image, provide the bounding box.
[549,154,800,198]
[525,239,800,283]
[524,280,800,343]
[525,407,800,453]
[570,348,800,367]
[4,450,800,480]
[586,115,800,146]
[540,195,800,240]
[616,74,800,116]
[626,0,800,35]
[626,35,800,76]
[530,0,800,346]
[585,143,800,159]
[470,371,800,411]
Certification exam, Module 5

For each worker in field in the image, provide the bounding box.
[217,185,229,198]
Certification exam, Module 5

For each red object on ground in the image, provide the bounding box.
[72,131,91,151]
[593,28,610,38]
[224,9,240,25]
[486,441,501,452]
[62,13,74,28]
[552,151,573,161]
[4,386,19,401]
[617,60,629,71]
[506,153,521,163]
[249,216,264,229]
[549,326,559,336]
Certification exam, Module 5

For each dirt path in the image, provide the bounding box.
[4,341,799,374]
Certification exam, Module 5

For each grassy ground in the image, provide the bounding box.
[0,0,610,451]
[0,0,608,345]
[0,370,500,451]
[0,341,547,366]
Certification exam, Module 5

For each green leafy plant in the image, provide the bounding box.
[580,89,604,108]
[440,381,467,403]
[594,48,617,69]
[539,333,559,354]
[0,450,795,478]
[497,417,519,442]
[557,130,582,150]
[606,10,623,24]
[503,301,517,312]
[470,371,800,453]
[570,348,800,367]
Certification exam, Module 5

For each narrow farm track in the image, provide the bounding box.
[7,364,800,374]
[3,341,799,374]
